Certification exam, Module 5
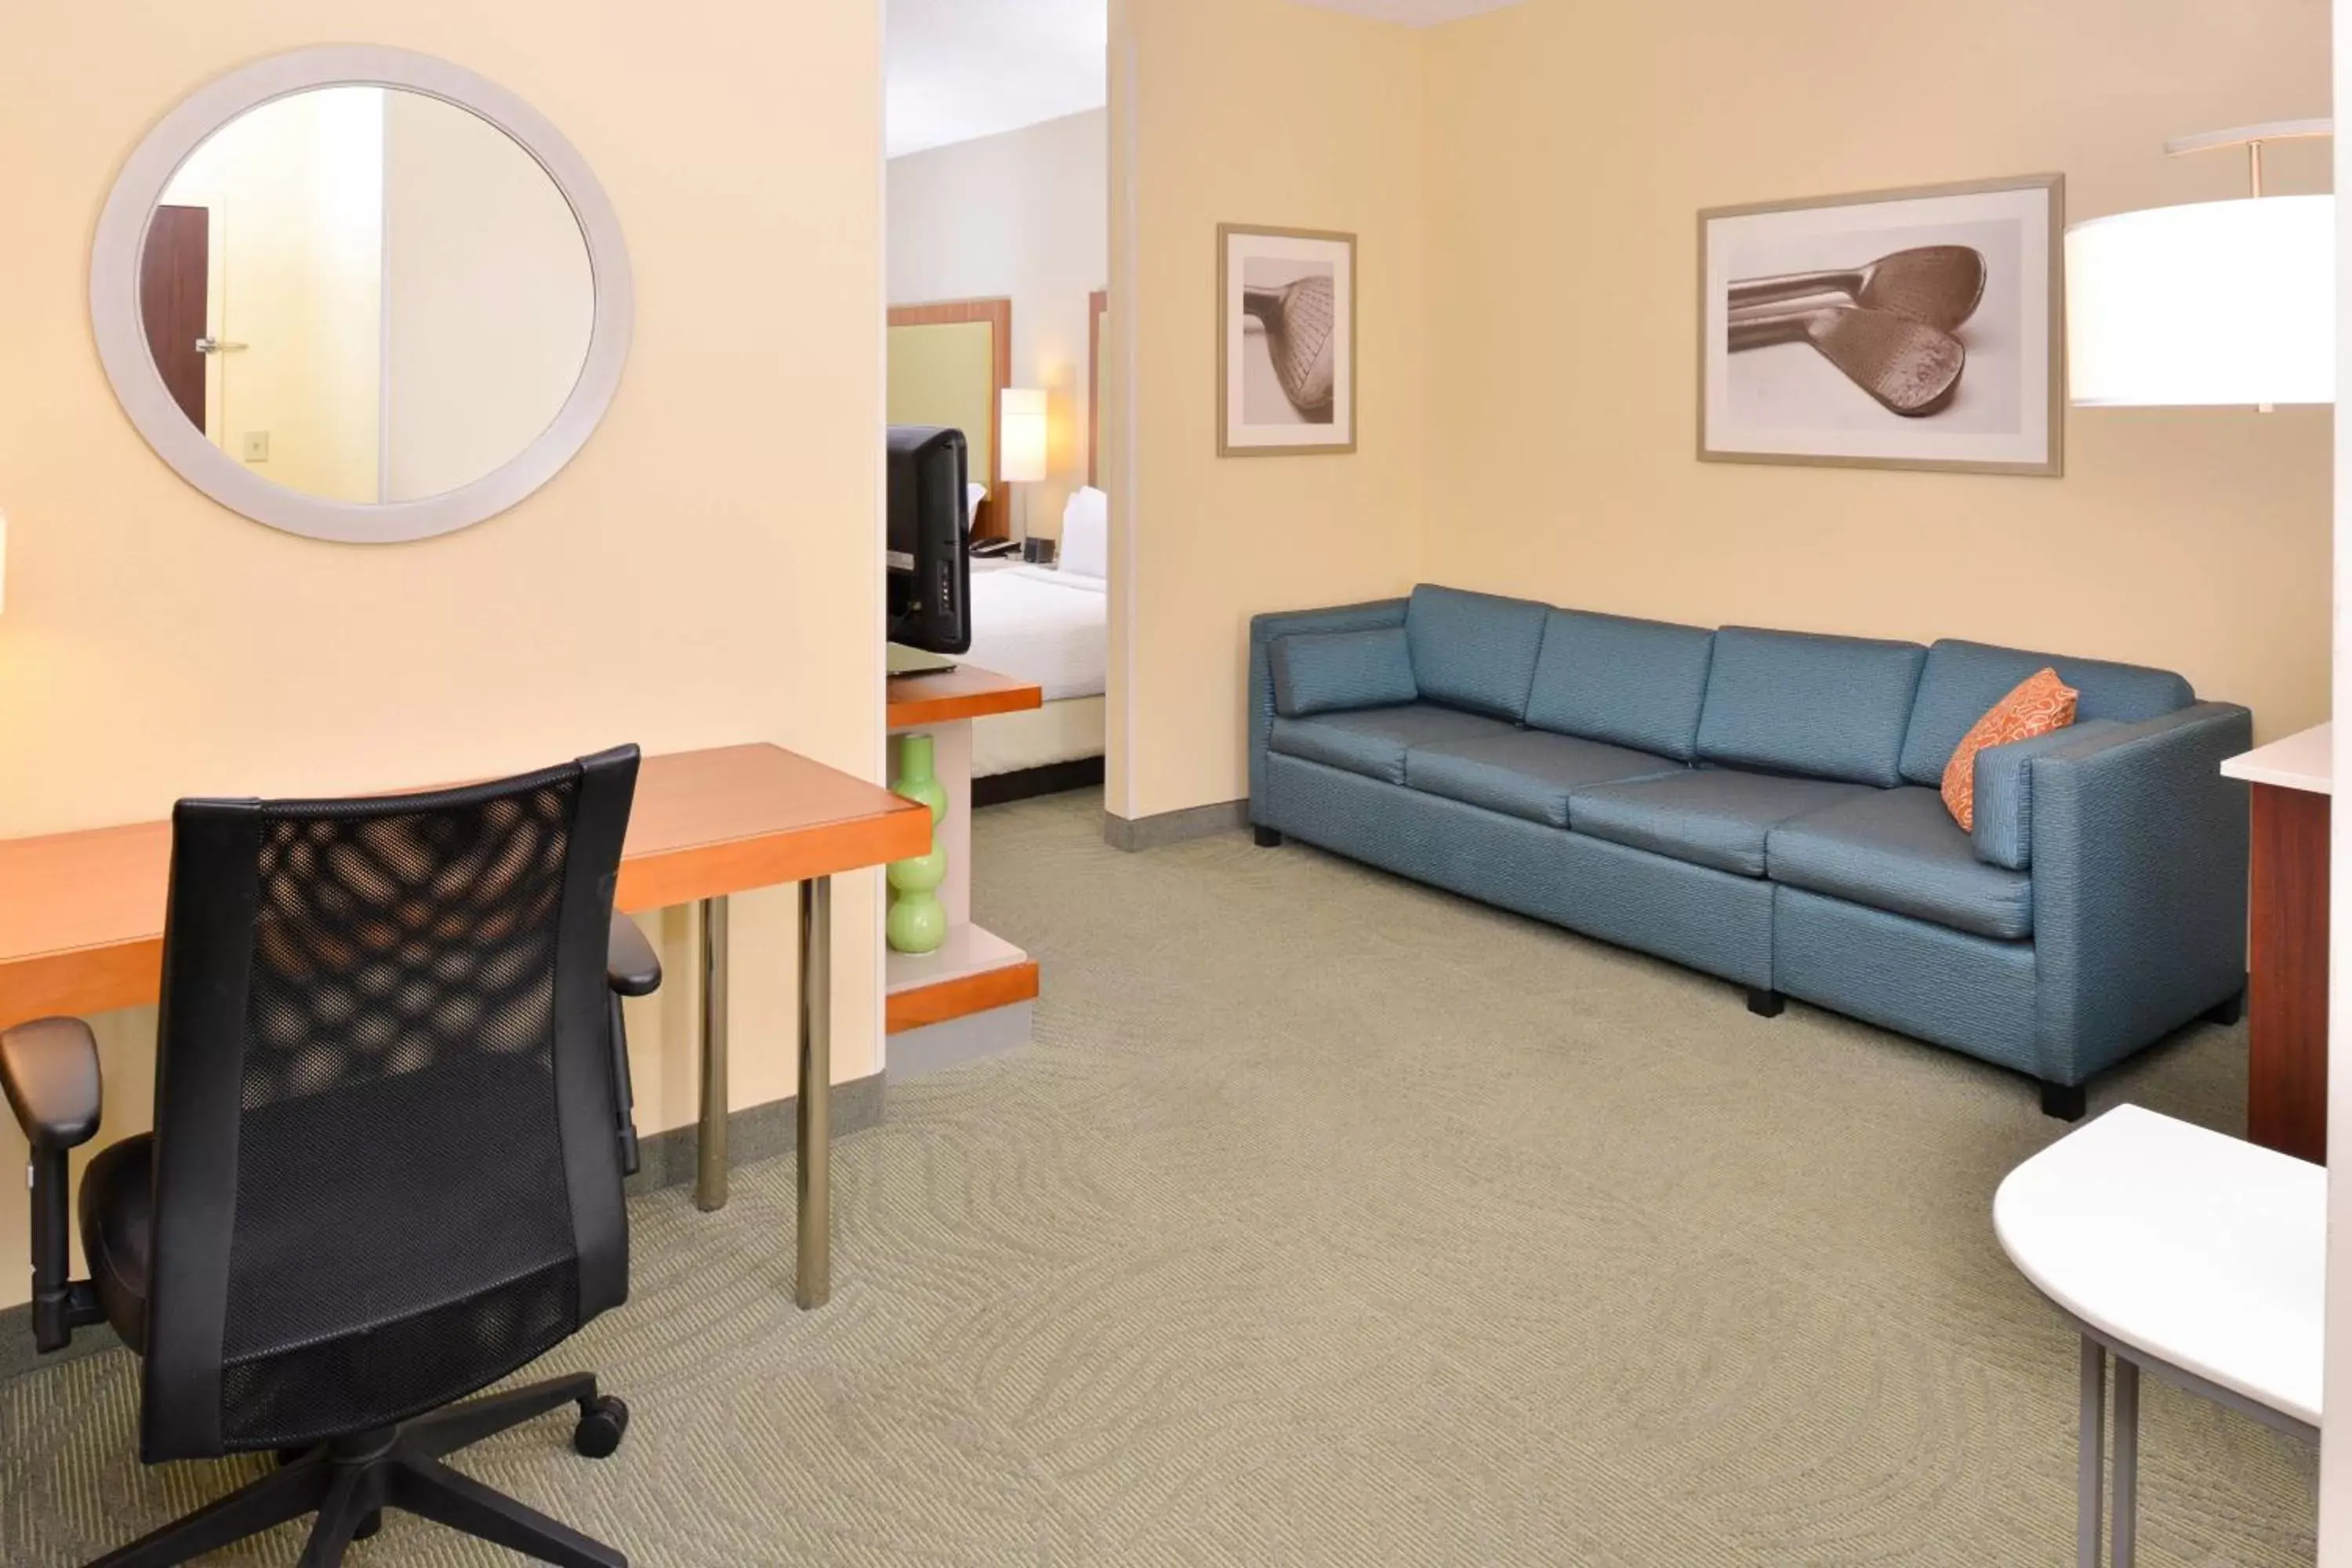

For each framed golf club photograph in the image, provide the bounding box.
[1698,174,2064,476]
[1219,223,1356,456]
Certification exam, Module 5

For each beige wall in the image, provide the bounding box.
[0,2,885,1308]
[1109,0,1429,820]
[1422,0,2331,745]
[887,109,1108,539]
[1109,0,2332,824]
[383,89,597,503]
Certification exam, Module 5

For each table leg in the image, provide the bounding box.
[695,895,731,1213]
[796,876,833,1309]
[2079,1336,2105,1568]
[2111,1357,2139,1567]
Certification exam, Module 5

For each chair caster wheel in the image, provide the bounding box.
[354,1509,383,1540]
[574,1395,629,1458]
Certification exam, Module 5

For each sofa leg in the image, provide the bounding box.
[2204,987,2246,1027]
[1254,826,1284,849]
[2040,1080,2089,1123]
[1745,987,1784,1019]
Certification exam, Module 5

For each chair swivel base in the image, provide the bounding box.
[90,1374,630,1568]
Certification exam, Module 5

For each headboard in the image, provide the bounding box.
[887,297,1012,540]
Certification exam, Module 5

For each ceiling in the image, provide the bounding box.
[884,0,1529,161]
[887,0,1109,159]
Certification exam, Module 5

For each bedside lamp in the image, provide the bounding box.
[2068,120,2334,408]
[999,389,1048,537]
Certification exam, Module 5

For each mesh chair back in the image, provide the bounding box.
[140,748,638,1460]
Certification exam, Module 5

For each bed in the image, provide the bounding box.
[964,488,1109,784]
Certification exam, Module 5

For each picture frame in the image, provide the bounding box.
[1697,174,2064,477]
[1218,223,1356,456]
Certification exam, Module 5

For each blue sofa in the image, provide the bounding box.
[1247,586,2252,1117]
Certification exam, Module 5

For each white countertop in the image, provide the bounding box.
[2222,721,2332,795]
[1993,1105,2323,1428]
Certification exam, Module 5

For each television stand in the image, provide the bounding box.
[887,642,957,678]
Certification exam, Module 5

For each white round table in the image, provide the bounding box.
[1994,1104,2322,1566]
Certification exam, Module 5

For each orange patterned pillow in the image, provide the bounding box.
[1941,668,2079,832]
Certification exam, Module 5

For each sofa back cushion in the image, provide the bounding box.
[1523,609,1715,762]
[1695,627,1927,787]
[1898,639,2194,786]
[1404,585,1551,720]
[1271,626,1419,717]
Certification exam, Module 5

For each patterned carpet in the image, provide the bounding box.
[0,788,2317,1565]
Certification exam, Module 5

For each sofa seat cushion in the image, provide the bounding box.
[1766,786,2034,941]
[1269,705,1519,786]
[1567,768,1872,877]
[1406,731,1686,829]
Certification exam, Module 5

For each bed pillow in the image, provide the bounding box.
[966,483,988,532]
[1061,487,1109,579]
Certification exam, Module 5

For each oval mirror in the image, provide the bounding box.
[92,48,632,543]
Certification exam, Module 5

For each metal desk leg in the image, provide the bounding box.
[2079,1336,2105,1568]
[2112,1357,2140,1568]
[796,875,833,1309]
[695,896,731,1213]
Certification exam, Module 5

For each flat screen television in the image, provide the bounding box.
[886,425,971,659]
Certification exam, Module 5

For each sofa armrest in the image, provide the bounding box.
[2029,702,2252,1083]
[1971,720,2125,870]
[1247,599,1409,820]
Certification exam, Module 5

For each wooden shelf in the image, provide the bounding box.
[884,923,1038,1034]
[887,665,1043,731]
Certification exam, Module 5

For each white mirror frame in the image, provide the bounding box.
[90,45,633,544]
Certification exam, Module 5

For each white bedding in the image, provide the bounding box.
[964,564,1107,702]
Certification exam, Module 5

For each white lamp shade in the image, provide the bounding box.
[2067,195,2335,406]
[1000,388,1048,483]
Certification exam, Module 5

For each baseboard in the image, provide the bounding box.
[1102,799,1249,851]
[0,1073,887,1388]
[623,1072,887,1197]
[888,1001,1034,1078]
[973,757,1105,808]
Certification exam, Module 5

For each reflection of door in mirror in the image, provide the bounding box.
[139,207,210,431]
[147,85,593,506]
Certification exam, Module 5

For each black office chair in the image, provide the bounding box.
[0,746,665,1567]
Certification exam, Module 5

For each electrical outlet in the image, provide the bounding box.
[241,431,270,463]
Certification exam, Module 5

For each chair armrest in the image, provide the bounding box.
[1247,599,1410,820]
[2029,702,2252,1083]
[1,1018,102,1151]
[2,1018,106,1353]
[607,913,662,997]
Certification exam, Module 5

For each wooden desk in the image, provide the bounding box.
[2223,724,2332,1165]
[0,742,928,1309]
